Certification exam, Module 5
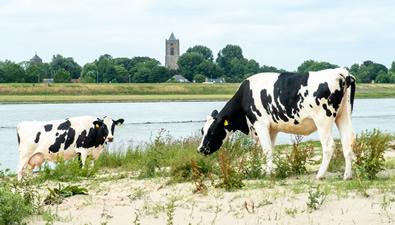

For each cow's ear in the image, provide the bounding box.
[211,110,219,118]
[114,119,124,125]
[93,121,103,128]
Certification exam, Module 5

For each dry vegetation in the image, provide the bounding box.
[0,83,394,103]
[1,130,394,224]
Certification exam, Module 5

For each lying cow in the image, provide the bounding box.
[17,116,124,180]
[198,68,356,180]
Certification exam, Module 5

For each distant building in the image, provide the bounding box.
[169,75,190,83]
[30,52,43,64]
[42,78,54,83]
[165,33,180,70]
[204,77,226,84]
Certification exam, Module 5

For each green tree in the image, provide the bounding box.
[193,74,206,83]
[50,54,81,79]
[25,63,50,83]
[297,60,338,73]
[80,63,98,83]
[216,44,244,76]
[390,61,395,73]
[196,60,223,79]
[186,45,213,61]
[375,71,393,83]
[53,68,71,83]
[260,65,283,73]
[0,60,26,82]
[177,52,204,81]
[353,60,388,83]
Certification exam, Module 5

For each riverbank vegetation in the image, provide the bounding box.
[1,129,394,224]
[0,83,394,103]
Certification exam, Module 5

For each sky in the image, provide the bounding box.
[0,0,394,70]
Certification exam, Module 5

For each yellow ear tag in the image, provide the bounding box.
[95,124,100,128]
[224,120,229,126]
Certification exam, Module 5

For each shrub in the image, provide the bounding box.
[216,150,244,191]
[274,136,314,179]
[0,186,35,225]
[353,129,394,179]
[38,157,97,182]
[241,145,265,179]
[0,168,40,225]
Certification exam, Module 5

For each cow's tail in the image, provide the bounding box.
[345,73,356,113]
[16,124,21,146]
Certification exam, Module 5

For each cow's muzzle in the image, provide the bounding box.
[106,137,114,142]
[198,146,210,155]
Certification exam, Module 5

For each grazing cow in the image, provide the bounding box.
[17,116,124,180]
[198,68,356,180]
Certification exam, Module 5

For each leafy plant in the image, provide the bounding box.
[306,185,327,211]
[216,150,244,191]
[353,129,393,179]
[39,157,97,182]
[191,160,208,194]
[44,184,88,205]
[274,136,314,179]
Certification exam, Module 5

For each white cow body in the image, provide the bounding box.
[199,68,355,180]
[17,116,124,180]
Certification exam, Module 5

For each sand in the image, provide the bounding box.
[28,150,395,225]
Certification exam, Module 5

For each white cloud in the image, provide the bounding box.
[0,0,394,70]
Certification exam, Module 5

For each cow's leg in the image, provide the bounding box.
[79,151,88,167]
[17,158,29,181]
[336,113,355,180]
[254,122,273,174]
[315,119,335,180]
[77,152,83,168]
[270,130,278,150]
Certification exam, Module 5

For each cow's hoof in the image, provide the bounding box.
[343,174,353,180]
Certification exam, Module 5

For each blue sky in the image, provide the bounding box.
[0,0,394,70]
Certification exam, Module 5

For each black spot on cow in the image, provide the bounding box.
[261,72,309,123]
[333,113,336,118]
[294,120,299,125]
[44,124,53,132]
[17,133,20,145]
[49,132,67,153]
[261,89,273,120]
[76,125,108,149]
[309,104,313,108]
[56,132,59,136]
[304,90,308,97]
[64,128,75,150]
[34,132,41,143]
[58,120,71,130]
[322,104,332,117]
[313,79,345,114]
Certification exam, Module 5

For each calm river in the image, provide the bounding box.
[1,99,394,170]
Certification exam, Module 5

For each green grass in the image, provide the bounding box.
[1,129,394,223]
[0,83,393,103]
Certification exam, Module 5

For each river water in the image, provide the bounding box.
[0,99,394,170]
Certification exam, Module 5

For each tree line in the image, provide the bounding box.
[1,44,395,83]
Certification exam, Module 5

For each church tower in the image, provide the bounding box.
[165,32,180,70]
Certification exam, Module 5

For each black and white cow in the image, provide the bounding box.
[198,68,356,180]
[17,116,124,180]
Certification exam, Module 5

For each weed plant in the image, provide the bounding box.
[354,129,394,179]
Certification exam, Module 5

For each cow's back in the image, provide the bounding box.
[244,69,349,135]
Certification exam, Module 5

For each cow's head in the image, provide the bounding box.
[198,110,232,155]
[93,116,124,143]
